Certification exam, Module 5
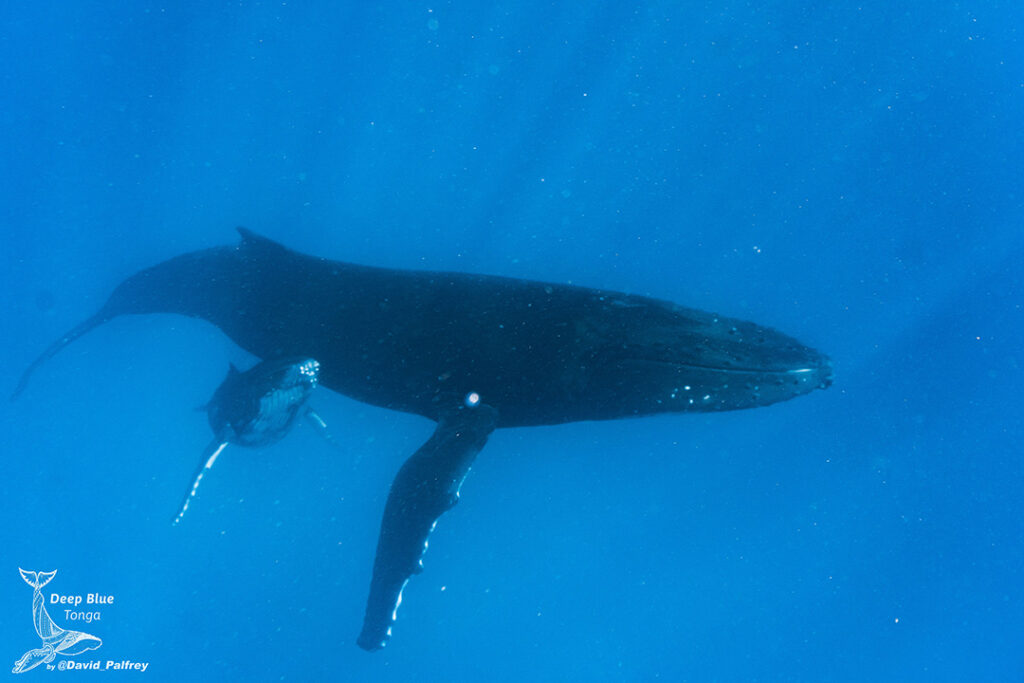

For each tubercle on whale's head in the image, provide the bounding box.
[228,357,321,397]
[297,358,321,383]
[250,357,322,404]
[281,357,321,393]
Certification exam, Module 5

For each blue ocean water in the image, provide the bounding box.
[1,2,1021,681]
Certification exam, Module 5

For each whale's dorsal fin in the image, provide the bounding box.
[236,227,286,251]
[357,404,497,651]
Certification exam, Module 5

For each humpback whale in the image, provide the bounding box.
[12,228,832,651]
[173,357,325,525]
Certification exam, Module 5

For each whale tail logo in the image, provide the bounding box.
[18,569,57,591]
[13,569,102,674]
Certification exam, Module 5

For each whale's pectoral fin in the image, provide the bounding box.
[172,438,229,525]
[304,407,345,454]
[357,404,498,651]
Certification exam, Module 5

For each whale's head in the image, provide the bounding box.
[277,357,321,393]
[576,296,832,419]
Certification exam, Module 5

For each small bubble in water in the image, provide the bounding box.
[465,391,480,407]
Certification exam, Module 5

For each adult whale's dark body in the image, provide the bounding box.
[12,229,832,650]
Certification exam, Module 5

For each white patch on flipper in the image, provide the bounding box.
[392,579,410,622]
[205,442,227,470]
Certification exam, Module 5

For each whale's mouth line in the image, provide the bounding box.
[626,359,831,377]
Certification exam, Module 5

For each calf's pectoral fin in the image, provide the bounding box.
[172,438,229,525]
[304,406,345,454]
[357,404,498,652]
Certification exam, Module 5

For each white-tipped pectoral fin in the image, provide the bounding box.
[357,404,497,651]
[305,407,346,455]
[172,440,228,525]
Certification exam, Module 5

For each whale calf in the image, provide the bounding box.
[173,357,324,525]
[13,228,832,650]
